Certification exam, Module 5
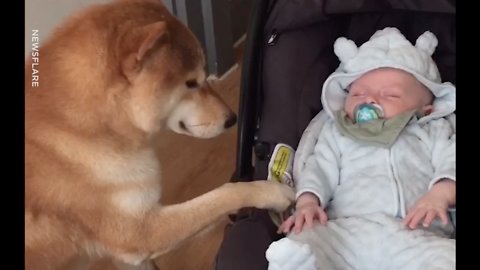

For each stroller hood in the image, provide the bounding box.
[266,0,455,33]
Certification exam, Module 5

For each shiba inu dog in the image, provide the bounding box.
[25,1,294,269]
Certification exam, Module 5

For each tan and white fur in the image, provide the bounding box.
[25,1,294,269]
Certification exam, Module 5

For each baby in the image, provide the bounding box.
[266,27,456,270]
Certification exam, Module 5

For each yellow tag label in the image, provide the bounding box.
[268,143,296,227]
[270,145,292,182]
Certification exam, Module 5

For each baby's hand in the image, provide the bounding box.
[403,192,449,230]
[404,179,455,230]
[277,192,328,234]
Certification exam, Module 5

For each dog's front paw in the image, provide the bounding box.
[250,181,295,212]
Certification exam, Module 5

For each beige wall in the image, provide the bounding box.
[25,0,111,58]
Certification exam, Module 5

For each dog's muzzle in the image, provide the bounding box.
[224,113,237,129]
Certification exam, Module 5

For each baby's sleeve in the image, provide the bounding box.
[295,121,342,207]
[426,116,456,189]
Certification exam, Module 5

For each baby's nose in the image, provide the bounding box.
[364,96,378,104]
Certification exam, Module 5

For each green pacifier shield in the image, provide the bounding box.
[355,104,383,123]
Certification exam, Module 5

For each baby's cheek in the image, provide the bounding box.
[383,108,403,119]
[381,110,393,119]
[346,110,354,120]
[344,102,355,119]
[388,103,415,119]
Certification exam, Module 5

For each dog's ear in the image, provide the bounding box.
[135,21,168,61]
[121,21,169,81]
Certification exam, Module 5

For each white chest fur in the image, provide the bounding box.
[104,149,162,215]
[112,184,161,216]
[95,149,160,183]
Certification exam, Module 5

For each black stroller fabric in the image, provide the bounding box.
[215,1,455,269]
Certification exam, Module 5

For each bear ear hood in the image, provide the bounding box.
[322,27,455,124]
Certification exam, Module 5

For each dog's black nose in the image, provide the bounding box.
[224,113,237,129]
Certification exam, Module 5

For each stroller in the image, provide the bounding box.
[214,0,456,269]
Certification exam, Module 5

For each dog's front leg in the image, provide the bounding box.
[102,180,294,263]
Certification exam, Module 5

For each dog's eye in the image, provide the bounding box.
[185,80,199,89]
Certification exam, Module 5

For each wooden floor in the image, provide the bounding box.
[89,50,244,270]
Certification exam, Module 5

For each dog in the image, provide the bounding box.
[25,1,294,269]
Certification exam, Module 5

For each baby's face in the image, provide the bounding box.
[344,68,433,120]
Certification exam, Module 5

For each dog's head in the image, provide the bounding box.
[108,0,236,139]
[29,1,237,140]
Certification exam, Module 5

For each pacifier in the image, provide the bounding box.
[354,103,384,123]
